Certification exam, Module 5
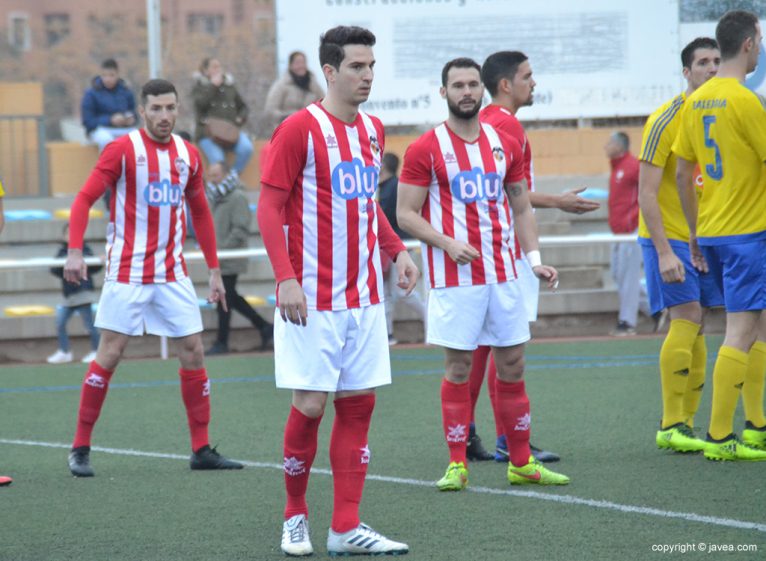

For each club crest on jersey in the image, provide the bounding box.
[369,134,380,156]
[492,146,505,162]
[137,155,147,166]
[144,179,183,207]
[331,157,378,200]
[451,167,503,203]
[174,157,188,176]
[326,133,338,148]
[444,152,457,164]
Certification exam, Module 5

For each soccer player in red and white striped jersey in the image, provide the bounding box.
[63,79,243,477]
[257,26,417,557]
[398,58,570,490]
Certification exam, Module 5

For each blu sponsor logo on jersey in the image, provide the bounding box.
[144,178,183,207]
[451,167,503,203]
[331,157,379,200]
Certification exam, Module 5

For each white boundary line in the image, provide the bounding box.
[2,438,765,534]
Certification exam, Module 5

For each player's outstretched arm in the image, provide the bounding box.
[529,188,600,214]
[639,161,685,283]
[396,182,479,265]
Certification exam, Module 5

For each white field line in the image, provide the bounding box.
[2,438,765,533]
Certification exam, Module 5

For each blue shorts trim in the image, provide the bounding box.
[701,241,766,312]
[640,237,724,315]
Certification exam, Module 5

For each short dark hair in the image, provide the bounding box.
[441,57,481,87]
[481,51,528,96]
[681,37,719,68]
[716,10,759,60]
[288,51,306,64]
[101,58,118,71]
[140,79,177,104]
[319,26,376,70]
[612,131,630,151]
[381,152,399,175]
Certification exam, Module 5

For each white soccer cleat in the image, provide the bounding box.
[47,349,73,364]
[327,523,409,556]
[81,350,98,363]
[281,514,313,556]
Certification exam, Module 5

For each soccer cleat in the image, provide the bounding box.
[68,446,94,477]
[656,422,706,453]
[704,433,766,462]
[189,445,244,470]
[466,433,494,461]
[327,523,409,556]
[742,422,766,451]
[205,342,229,356]
[495,436,560,463]
[610,321,636,337]
[281,514,313,557]
[507,456,570,485]
[0,476,13,486]
[47,349,73,364]
[436,461,468,491]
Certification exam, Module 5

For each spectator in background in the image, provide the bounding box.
[264,51,325,135]
[192,58,253,174]
[47,224,101,364]
[81,59,138,152]
[205,162,273,355]
[605,131,642,336]
[377,152,426,344]
[0,175,9,488]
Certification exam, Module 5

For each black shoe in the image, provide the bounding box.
[466,433,494,461]
[68,446,94,477]
[190,445,244,470]
[258,323,274,351]
[206,342,229,356]
[530,444,561,463]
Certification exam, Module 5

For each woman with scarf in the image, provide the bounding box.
[264,51,324,135]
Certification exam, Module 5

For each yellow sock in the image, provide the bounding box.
[743,341,766,428]
[683,335,707,427]
[659,319,700,428]
[708,345,748,440]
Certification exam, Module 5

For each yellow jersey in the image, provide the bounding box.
[672,76,766,243]
[638,92,690,241]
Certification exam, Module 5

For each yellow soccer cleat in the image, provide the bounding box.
[436,461,468,491]
[742,423,766,451]
[507,456,570,485]
[704,434,766,461]
[656,423,707,453]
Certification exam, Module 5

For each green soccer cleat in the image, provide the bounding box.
[507,456,570,485]
[436,461,468,491]
[656,422,706,453]
[704,434,766,461]
[742,423,766,451]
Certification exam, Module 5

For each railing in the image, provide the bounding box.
[0,115,49,197]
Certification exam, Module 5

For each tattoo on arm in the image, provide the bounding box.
[508,182,523,197]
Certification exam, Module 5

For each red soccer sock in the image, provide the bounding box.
[487,355,503,438]
[468,346,491,424]
[284,405,322,519]
[72,361,114,448]
[495,378,532,467]
[179,368,211,452]
[330,393,375,533]
[441,378,471,465]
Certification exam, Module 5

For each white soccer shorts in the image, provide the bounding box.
[274,303,392,392]
[516,254,540,322]
[95,276,204,337]
[427,281,530,350]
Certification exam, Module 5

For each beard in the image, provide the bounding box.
[447,96,481,120]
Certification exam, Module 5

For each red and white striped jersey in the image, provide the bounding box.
[400,122,525,289]
[260,102,387,311]
[97,129,201,284]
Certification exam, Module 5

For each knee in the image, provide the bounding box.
[179,337,205,369]
[98,339,126,370]
[445,356,472,383]
[293,393,327,418]
[494,353,525,382]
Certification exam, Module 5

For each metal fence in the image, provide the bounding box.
[0,115,49,197]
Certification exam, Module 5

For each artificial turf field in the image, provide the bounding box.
[1,336,765,561]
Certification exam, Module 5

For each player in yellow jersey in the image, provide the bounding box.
[673,10,766,461]
[638,37,722,454]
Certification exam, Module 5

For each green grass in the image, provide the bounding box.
[1,337,765,560]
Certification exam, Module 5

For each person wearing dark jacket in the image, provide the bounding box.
[81,59,138,152]
[47,224,101,364]
[205,163,272,354]
[192,58,253,174]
